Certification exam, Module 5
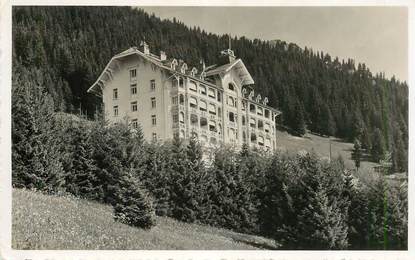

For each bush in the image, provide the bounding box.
[112,174,156,229]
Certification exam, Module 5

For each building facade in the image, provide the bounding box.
[88,42,281,151]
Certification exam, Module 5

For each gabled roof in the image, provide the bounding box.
[205,59,255,85]
[87,47,216,95]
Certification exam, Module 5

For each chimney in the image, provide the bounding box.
[160,51,167,61]
[140,41,150,55]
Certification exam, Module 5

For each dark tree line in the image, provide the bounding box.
[12,6,408,171]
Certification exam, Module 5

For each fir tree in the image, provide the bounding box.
[371,128,385,163]
[112,172,157,229]
[12,66,64,192]
[352,138,362,171]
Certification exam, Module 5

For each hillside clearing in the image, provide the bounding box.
[275,130,378,174]
[12,189,279,250]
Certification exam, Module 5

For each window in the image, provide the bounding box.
[209,104,216,115]
[218,123,222,135]
[217,92,221,102]
[151,97,156,108]
[228,112,235,122]
[130,69,137,79]
[131,119,138,129]
[199,100,207,112]
[258,136,264,146]
[113,89,118,99]
[265,123,270,133]
[172,78,178,88]
[150,80,156,91]
[189,97,197,108]
[152,133,157,142]
[208,88,215,98]
[173,114,179,123]
[113,106,118,116]
[130,84,137,95]
[131,101,138,112]
[209,120,216,132]
[251,133,257,142]
[179,77,184,88]
[250,104,256,113]
[228,96,235,107]
[190,114,198,125]
[257,107,263,116]
[200,85,207,95]
[200,117,208,128]
[242,115,246,126]
[189,81,197,92]
[265,109,270,119]
[180,130,185,138]
[228,83,235,91]
[172,96,178,105]
[250,118,256,128]
[179,112,185,123]
[243,131,247,142]
[242,101,246,111]
[179,94,185,105]
[258,120,264,130]
[151,115,156,126]
[218,107,221,116]
[265,138,271,147]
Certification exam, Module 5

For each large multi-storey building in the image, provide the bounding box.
[88,42,281,151]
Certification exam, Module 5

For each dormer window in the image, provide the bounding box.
[200,71,206,80]
[190,67,198,77]
[171,59,178,70]
[181,63,188,74]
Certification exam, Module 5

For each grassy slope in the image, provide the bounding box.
[275,130,378,174]
[12,189,278,250]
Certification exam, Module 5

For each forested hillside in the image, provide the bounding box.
[12,6,408,171]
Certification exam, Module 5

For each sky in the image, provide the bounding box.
[140,6,408,82]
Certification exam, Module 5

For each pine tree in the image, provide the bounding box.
[293,98,306,136]
[63,120,100,199]
[12,66,65,192]
[112,172,157,229]
[296,183,348,249]
[352,138,362,171]
[371,128,385,163]
[342,171,369,249]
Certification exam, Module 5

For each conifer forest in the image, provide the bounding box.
[12,6,408,250]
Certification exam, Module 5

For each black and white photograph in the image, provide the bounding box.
[0,1,413,259]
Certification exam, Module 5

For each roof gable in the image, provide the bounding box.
[205,59,254,86]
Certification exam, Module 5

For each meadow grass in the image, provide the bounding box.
[275,130,378,174]
[12,189,279,250]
